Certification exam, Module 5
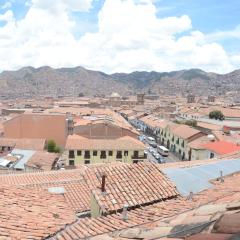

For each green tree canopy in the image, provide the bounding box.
[185,119,197,127]
[47,140,60,153]
[209,110,225,120]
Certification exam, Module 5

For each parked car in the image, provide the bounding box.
[154,153,161,160]
[148,147,155,154]
[149,141,157,148]
[162,158,166,163]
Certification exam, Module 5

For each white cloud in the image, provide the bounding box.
[2,1,12,9]
[0,0,238,73]
[31,0,93,12]
[206,25,240,41]
[0,9,14,22]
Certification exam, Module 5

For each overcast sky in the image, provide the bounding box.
[0,0,239,73]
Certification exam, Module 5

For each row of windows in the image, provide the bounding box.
[69,150,138,158]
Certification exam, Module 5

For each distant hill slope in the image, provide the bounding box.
[0,66,239,99]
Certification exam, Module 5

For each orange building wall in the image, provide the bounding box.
[4,114,67,146]
[74,123,138,139]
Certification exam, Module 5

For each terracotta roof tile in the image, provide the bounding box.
[0,185,75,239]
[84,162,178,213]
[170,124,202,140]
[65,135,145,150]
[0,168,90,214]
[202,141,240,155]
[51,172,240,240]
[25,151,59,171]
[0,137,46,151]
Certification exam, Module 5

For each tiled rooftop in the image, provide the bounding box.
[84,162,178,213]
[50,172,240,240]
[0,185,75,239]
[65,135,145,150]
[0,162,178,215]
[0,138,46,150]
[0,168,90,213]
[25,151,59,171]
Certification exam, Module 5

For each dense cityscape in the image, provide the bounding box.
[0,92,240,239]
[0,0,240,239]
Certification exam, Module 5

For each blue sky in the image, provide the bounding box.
[0,0,239,73]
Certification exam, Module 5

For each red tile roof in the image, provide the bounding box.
[25,151,59,171]
[84,162,178,213]
[202,141,240,155]
[0,162,178,215]
[0,185,75,239]
[171,124,202,140]
[0,168,90,214]
[0,137,46,150]
[51,172,240,240]
[65,135,145,150]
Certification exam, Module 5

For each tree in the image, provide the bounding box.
[185,120,197,127]
[209,110,225,121]
[47,140,57,153]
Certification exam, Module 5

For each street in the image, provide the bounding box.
[137,132,180,164]
[144,142,179,164]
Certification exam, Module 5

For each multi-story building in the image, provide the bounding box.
[64,135,146,166]
[3,113,70,147]
[159,123,205,160]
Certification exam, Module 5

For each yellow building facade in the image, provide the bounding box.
[64,134,146,166]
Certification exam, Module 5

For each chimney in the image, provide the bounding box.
[101,173,106,193]
[122,204,129,221]
[220,170,224,183]
[188,191,193,201]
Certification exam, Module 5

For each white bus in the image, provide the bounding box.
[157,145,169,157]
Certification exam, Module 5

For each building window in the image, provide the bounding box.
[77,150,82,156]
[69,160,75,166]
[116,151,122,159]
[133,160,138,164]
[124,151,128,156]
[100,151,106,159]
[133,151,139,157]
[93,151,97,156]
[84,160,90,164]
[108,151,113,156]
[84,150,90,159]
[69,150,75,158]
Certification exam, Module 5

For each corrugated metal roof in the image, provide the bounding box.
[0,158,10,167]
[163,159,240,196]
[11,149,36,170]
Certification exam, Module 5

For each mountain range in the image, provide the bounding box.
[0,66,240,99]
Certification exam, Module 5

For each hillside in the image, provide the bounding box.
[0,66,239,99]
